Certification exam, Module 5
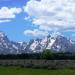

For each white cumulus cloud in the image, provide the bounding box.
[24,0,75,31]
[0,7,22,23]
[24,29,49,37]
[0,20,11,23]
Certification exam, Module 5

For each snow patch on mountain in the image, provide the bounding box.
[47,39,55,49]
[0,31,75,54]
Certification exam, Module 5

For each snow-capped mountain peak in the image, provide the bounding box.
[0,32,6,38]
[50,32,63,39]
[0,32,75,54]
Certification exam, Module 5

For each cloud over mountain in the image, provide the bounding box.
[24,29,49,37]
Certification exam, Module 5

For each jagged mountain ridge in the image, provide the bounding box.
[0,31,75,54]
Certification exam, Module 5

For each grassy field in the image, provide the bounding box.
[0,66,75,75]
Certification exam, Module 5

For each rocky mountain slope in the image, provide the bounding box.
[0,31,75,54]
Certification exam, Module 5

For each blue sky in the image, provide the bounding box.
[0,0,33,42]
[0,0,75,42]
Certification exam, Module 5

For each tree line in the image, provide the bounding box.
[0,49,75,59]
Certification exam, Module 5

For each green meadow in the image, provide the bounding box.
[0,66,75,75]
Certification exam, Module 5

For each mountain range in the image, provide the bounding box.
[0,31,75,54]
